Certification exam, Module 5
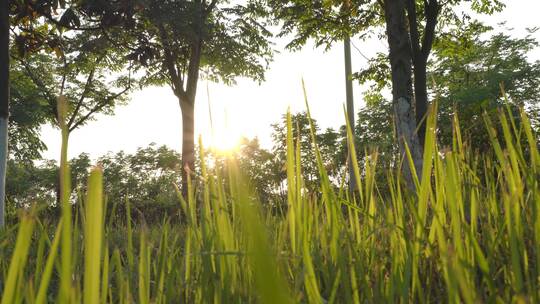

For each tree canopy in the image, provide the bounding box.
[355,22,540,162]
[92,0,274,192]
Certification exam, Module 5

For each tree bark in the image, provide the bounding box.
[406,0,439,147]
[180,98,195,197]
[179,40,201,197]
[0,0,10,227]
[383,0,423,189]
[413,59,428,146]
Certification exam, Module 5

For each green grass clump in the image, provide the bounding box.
[0,100,539,303]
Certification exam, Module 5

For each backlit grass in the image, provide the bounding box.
[0,97,538,303]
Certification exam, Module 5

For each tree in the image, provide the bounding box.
[271,112,346,191]
[403,0,504,145]
[96,144,182,222]
[268,0,374,190]
[14,34,133,136]
[6,29,132,165]
[0,0,9,227]
[272,112,321,191]
[12,30,133,206]
[267,0,423,186]
[344,8,356,191]
[6,159,57,209]
[234,137,277,203]
[351,0,501,154]
[319,127,348,182]
[353,21,540,188]
[355,0,504,187]
[355,95,398,192]
[5,144,184,223]
[270,0,505,188]
[430,22,540,150]
[94,0,273,194]
[381,0,423,187]
[8,65,50,161]
[9,0,146,142]
[4,0,134,228]
[268,0,377,50]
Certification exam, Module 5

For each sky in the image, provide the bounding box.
[39,1,540,161]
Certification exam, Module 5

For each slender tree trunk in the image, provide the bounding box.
[343,36,356,192]
[343,0,356,194]
[343,35,356,192]
[180,98,195,196]
[413,58,428,146]
[0,0,10,227]
[383,0,423,189]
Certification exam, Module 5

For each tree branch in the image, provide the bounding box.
[157,23,186,100]
[67,56,103,128]
[406,0,422,60]
[68,84,130,133]
[42,12,102,31]
[100,28,138,53]
[421,0,440,60]
[204,0,219,15]
[18,58,58,120]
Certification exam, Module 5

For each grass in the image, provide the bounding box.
[0,95,538,303]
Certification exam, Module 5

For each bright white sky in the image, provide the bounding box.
[40,1,540,160]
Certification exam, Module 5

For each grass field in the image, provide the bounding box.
[0,100,539,303]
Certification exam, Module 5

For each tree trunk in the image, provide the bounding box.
[0,0,9,227]
[180,98,195,197]
[383,0,423,189]
[344,35,356,193]
[405,0,439,148]
[413,58,428,147]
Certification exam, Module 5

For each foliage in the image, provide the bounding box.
[5,159,57,207]
[269,0,504,159]
[431,22,540,149]
[5,110,353,211]
[233,137,278,203]
[8,0,135,165]
[106,0,274,88]
[271,112,347,191]
[78,0,276,187]
[97,145,182,211]
[4,145,179,222]
[271,112,320,190]
[13,32,133,131]
[355,23,540,160]
[8,64,50,161]
[267,0,379,50]
[268,0,504,54]
[354,96,397,190]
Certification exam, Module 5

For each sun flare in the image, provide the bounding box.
[210,131,242,153]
